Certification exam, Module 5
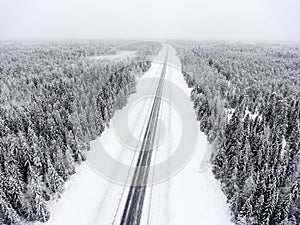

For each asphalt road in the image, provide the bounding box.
[120,49,169,225]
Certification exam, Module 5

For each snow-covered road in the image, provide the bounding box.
[37,44,233,225]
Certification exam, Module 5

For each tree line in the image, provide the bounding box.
[175,42,300,225]
[0,41,161,224]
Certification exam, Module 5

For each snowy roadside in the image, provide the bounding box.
[30,44,233,225]
[29,49,166,225]
[145,47,233,225]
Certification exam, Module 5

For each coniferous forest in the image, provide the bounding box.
[175,42,300,225]
[0,41,161,224]
[1,40,299,225]
[1,0,299,224]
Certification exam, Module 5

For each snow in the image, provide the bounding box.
[226,108,235,122]
[227,108,261,123]
[245,108,261,121]
[89,50,136,61]
[33,44,233,225]
[281,136,287,158]
[34,164,105,225]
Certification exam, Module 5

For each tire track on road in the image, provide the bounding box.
[120,48,169,225]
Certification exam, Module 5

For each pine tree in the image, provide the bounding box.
[64,144,75,176]
[238,197,252,224]
[27,166,50,222]
[45,158,63,194]
[284,123,300,186]
[0,190,21,225]
[16,132,31,168]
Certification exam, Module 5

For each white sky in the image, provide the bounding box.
[0,0,299,41]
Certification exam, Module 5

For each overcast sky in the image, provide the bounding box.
[0,0,299,41]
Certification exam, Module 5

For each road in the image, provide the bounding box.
[86,44,232,225]
[88,44,190,225]
[41,43,233,225]
[120,49,169,225]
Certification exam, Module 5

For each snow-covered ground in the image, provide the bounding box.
[90,50,136,61]
[35,44,233,225]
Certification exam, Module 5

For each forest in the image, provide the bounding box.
[0,41,161,224]
[175,42,300,225]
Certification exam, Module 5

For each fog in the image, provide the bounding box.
[0,0,299,42]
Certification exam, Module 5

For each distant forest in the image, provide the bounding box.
[0,41,161,224]
[176,42,300,225]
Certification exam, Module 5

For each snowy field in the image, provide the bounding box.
[90,50,136,61]
[34,44,233,225]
